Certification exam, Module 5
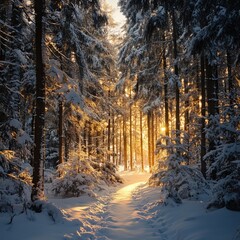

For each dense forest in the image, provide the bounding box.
[117,0,240,210]
[0,0,239,223]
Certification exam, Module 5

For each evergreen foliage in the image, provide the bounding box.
[0,0,120,211]
[0,0,239,215]
[52,157,122,197]
[0,151,32,212]
[118,0,240,210]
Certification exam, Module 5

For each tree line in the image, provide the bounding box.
[117,0,240,210]
[0,0,239,211]
[0,0,121,208]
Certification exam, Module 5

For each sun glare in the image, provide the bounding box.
[161,127,166,133]
[105,0,126,31]
[112,182,145,203]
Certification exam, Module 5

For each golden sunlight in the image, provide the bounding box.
[112,182,145,203]
[104,0,126,31]
[161,126,166,133]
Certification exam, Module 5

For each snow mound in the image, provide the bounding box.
[51,159,123,198]
[0,151,32,213]
[207,168,240,211]
[30,200,70,223]
[149,165,210,203]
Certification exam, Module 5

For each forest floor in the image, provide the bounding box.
[1,171,240,240]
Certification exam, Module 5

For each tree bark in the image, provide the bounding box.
[134,105,137,168]
[206,57,219,180]
[112,113,116,165]
[139,111,144,172]
[227,51,235,109]
[119,118,122,166]
[96,127,101,157]
[206,58,216,153]
[184,76,190,165]
[107,102,111,162]
[123,115,128,171]
[172,10,180,146]
[213,65,219,115]
[129,103,133,171]
[87,121,92,158]
[147,111,152,172]
[64,130,70,162]
[107,121,111,161]
[200,54,206,178]
[58,101,64,165]
[151,111,155,167]
[163,42,169,143]
[83,122,87,154]
[31,0,45,202]
[115,118,119,166]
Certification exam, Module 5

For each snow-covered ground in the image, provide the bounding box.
[1,171,240,240]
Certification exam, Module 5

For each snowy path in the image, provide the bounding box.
[53,172,162,239]
[54,172,240,240]
[100,173,160,240]
[2,172,240,240]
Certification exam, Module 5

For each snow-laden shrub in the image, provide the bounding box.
[206,142,240,178]
[91,161,123,185]
[152,134,210,203]
[0,151,32,213]
[44,168,56,183]
[149,163,210,203]
[205,111,240,211]
[205,113,239,177]
[207,166,240,211]
[29,200,67,223]
[51,157,122,197]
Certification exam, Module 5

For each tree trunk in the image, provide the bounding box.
[119,118,122,166]
[140,111,144,172]
[58,100,64,165]
[64,129,70,162]
[151,111,155,167]
[30,100,35,166]
[31,0,45,203]
[107,110,111,162]
[227,51,235,109]
[102,128,106,159]
[206,58,216,153]
[172,10,180,145]
[147,111,152,172]
[83,122,87,154]
[184,78,189,133]
[134,105,137,168]
[87,121,92,158]
[200,54,206,178]
[96,127,101,157]
[116,118,119,166]
[155,113,158,143]
[123,115,128,171]
[206,57,219,179]
[213,65,219,115]
[196,58,201,92]
[184,76,190,165]
[129,103,133,170]
[163,43,169,143]
[112,113,116,165]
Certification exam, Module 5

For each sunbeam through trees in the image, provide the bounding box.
[0,0,240,239]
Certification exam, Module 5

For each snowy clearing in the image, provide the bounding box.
[1,172,240,240]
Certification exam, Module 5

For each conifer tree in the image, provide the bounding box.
[31,0,46,203]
